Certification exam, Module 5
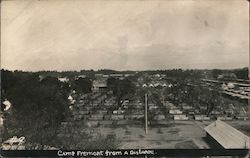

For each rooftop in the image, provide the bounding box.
[204,120,250,149]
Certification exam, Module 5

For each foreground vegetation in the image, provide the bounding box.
[1,70,121,149]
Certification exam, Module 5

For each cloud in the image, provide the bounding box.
[1,0,249,71]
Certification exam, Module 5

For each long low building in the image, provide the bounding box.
[204,120,250,149]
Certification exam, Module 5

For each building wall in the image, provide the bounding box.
[204,132,224,149]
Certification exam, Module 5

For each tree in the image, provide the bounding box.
[107,78,135,104]
[72,77,92,93]
[234,67,248,80]
[2,71,70,146]
[212,69,222,79]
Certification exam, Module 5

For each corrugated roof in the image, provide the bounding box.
[204,120,250,149]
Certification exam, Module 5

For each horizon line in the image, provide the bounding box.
[1,67,248,73]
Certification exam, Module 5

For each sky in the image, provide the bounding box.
[1,0,249,71]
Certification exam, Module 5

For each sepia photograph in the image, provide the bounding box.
[0,0,249,157]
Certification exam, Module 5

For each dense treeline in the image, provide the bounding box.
[10,67,248,80]
[140,67,248,80]
[1,70,70,146]
[211,67,249,80]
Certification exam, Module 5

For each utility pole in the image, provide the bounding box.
[145,93,148,134]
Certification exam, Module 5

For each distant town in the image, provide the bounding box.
[0,68,249,151]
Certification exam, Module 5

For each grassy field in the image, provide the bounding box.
[91,121,210,149]
[88,120,250,149]
[227,120,250,137]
